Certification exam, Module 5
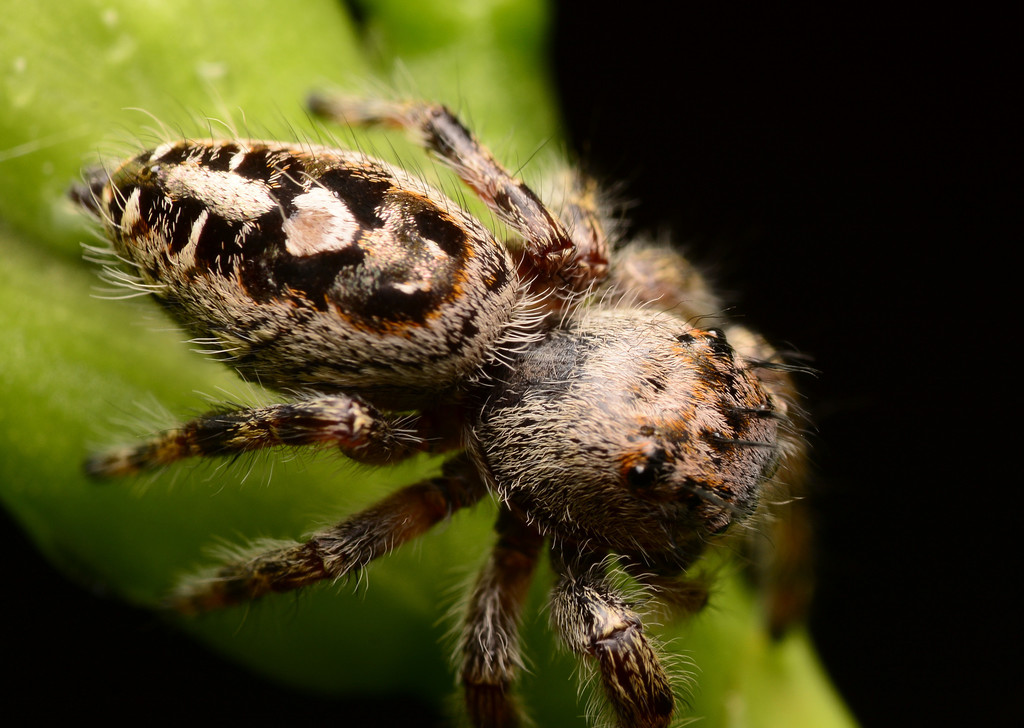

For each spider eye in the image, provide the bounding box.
[625,446,669,493]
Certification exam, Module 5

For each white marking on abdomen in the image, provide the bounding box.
[283,187,360,256]
[162,166,276,222]
[177,208,208,267]
[120,186,142,232]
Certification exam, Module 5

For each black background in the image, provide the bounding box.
[551,7,1016,727]
[5,5,1016,726]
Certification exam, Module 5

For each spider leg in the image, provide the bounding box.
[85,394,427,477]
[550,547,673,728]
[459,507,545,728]
[620,556,712,616]
[172,454,487,613]
[308,95,608,291]
[606,243,727,325]
[539,166,611,287]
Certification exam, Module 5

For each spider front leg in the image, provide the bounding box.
[459,508,545,728]
[172,454,488,613]
[621,556,713,617]
[85,393,426,477]
[308,95,608,291]
[606,243,727,326]
[550,547,674,728]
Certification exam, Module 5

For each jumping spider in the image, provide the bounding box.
[72,95,805,728]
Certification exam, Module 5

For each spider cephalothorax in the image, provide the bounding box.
[74,96,804,728]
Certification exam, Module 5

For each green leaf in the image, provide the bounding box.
[0,1,854,725]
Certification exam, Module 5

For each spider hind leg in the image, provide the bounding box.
[459,508,545,728]
[172,455,488,613]
[308,95,609,292]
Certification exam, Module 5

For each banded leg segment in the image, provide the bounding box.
[550,548,674,728]
[308,95,609,291]
[86,394,424,477]
[460,508,545,728]
[541,167,611,287]
[173,455,488,613]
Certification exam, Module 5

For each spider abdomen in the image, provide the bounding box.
[82,140,520,406]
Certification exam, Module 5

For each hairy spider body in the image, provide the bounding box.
[74,97,803,728]
[78,139,520,409]
[475,307,778,554]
